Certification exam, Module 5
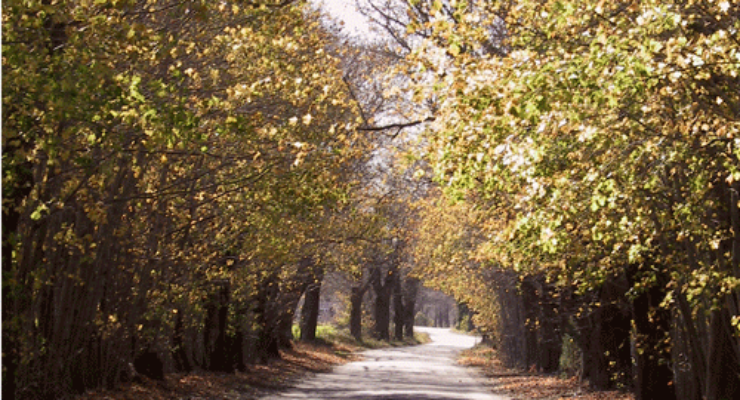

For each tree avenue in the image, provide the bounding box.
[405,0,740,399]
[4,0,740,399]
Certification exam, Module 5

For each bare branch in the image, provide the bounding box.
[343,75,371,126]
[357,116,435,137]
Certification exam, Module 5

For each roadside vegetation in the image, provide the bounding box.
[77,324,428,400]
[293,324,431,349]
[459,344,634,400]
[77,339,355,400]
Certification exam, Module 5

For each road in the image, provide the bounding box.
[260,327,508,400]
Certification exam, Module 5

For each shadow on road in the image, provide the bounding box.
[260,327,506,400]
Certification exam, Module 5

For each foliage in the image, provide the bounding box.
[2,0,369,397]
[406,0,740,396]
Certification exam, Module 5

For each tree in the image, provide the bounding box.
[299,262,324,342]
[2,0,368,397]
[405,0,740,397]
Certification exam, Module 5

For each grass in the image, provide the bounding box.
[293,324,432,350]
[317,328,431,349]
[291,323,339,341]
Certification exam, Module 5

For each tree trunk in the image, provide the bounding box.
[254,258,315,362]
[350,286,363,341]
[403,278,419,339]
[537,280,562,373]
[300,281,322,342]
[172,308,191,372]
[674,290,705,400]
[256,329,280,363]
[349,267,379,341]
[572,277,632,390]
[231,330,246,372]
[628,264,676,400]
[371,264,397,341]
[1,151,33,399]
[705,306,740,400]
[705,181,740,399]
[579,325,599,384]
[521,277,539,370]
[277,309,295,349]
[254,274,281,363]
[204,280,232,372]
[393,283,404,341]
[457,302,474,331]
[580,303,631,389]
[374,285,392,341]
[494,271,527,368]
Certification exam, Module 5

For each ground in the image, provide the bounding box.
[79,328,635,400]
[259,327,504,400]
[458,345,635,400]
[77,340,360,400]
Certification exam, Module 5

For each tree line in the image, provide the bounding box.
[2,1,438,398]
[3,0,355,397]
[406,1,740,399]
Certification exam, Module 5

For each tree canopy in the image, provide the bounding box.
[3,1,740,399]
[404,0,739,397]
[3,0,371,397]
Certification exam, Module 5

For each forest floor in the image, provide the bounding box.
[458,345,635,400]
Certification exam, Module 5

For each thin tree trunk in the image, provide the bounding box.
[393,281,404,341]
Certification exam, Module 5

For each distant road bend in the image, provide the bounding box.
[260,327,509,400]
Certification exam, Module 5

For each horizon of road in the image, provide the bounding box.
[259,326,509,400]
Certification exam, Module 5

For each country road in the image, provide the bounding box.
[260,327,509,400]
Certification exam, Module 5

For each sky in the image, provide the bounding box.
[314,0,379,43]
[313,0,430,184]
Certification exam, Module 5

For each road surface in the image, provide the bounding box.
[260,327,508,400]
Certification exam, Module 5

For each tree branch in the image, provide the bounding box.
[244,0,297,9]
[357,116,435,137]
[343,75,370,126]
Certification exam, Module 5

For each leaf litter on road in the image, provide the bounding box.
[458,345,634,400]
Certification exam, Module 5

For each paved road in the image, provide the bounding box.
[260,327,508,400]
